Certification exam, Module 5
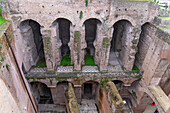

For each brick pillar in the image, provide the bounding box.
[99,27,113,71]
[68,24,74,65]
[74,85,82,104]
[73,26,86,71]
[120,26,141,71]
[41,28,55,72]
[49,86,57,104]
[94,23,104,65]
[51,23,62,67]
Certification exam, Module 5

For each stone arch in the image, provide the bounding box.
[51,16,74,26]
[28,79,52,87]
[82,80,99,101]
[82,80,100,85]
[19,19,46,72]
[109,16,136,27]
[30,81,53,104]
[80,17,103,26]
[109,19,133,70]
[55,81,69,105]
[29,80,49,87]
[82,18,102,66]
[134,22,153,70]
[52,18,73,66]
[113,80,124,89]
[17,18,45,28]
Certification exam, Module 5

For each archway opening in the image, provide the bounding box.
[82,81,99,100]
[30,82,53,104]
[109,20,132,70]
[113,80,124,90]
[81,81,99,113]
[19,20,46,72]
[56,81,69,105]
[134,22,153,70]
[84,83,93,99]
[83,19,101,66]
[52,18,72,66]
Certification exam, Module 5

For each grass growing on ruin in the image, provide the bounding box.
[132,65,140,73]
[121,0,152,1]
[36,59,46,68]
[84,54,97,66]
[158,16,170,20]
[0,8,8,25]
[60,55,71,66]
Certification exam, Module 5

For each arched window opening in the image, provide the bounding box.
[30,82,53,104]
[52,18,72,66]
[19,20,46,72]
[109,20,132,71]
[56,81,69,105]
[83,19,101,66]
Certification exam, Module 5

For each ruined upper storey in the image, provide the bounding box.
[4,0,158,28]
[2,0,163,72]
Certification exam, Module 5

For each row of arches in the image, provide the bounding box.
[20,18,151,72]
[30,80,159,112]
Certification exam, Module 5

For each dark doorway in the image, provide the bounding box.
[58,18,71,58]
[30,82,53,104]
[84,83,93,99]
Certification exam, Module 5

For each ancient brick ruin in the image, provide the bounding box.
[0,0,170,113]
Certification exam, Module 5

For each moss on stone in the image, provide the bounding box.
[102,37,110,48]
[74,31,81,50]
[132,90,137,99]
[60,55,71,66]
[131,45,138,51]
[79,11,83,20]
[120,0,152,1]
[158,16,170,20]
[35,59,46,67]
[132,39,138,44]
[44,37,51,52]
[84,54,97,66]
[105,82,124,109]
[65,83,80,113]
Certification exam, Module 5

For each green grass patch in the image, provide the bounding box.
[132,65,140,73]
[0,16,8,25]
[120,0,152,1]
[0,8,8,25]
[0,8,2,14]
[36,59,46,68]
[84,54,97,66]
[158,16,170,20]
[132,90,137,99]
[60,55,71,66]
[159,26,170,30]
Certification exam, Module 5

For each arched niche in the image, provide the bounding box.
[55,81,69,105]
[52,18,72,66]
[30,82,53,104]
[83,18,102,65]
[19,19,45,72]
[109,20,133,70]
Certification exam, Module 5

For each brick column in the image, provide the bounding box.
[94,23,104,65]
[120,26,141,71]
[73,26,86,71]
[99,27,113,71]
[49,86,57,104]
[41,28,55,72]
